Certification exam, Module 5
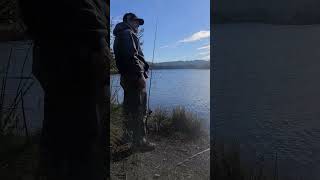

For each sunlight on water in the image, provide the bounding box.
[111,69,210,125]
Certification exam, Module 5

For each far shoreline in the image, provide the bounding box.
[110,68,210,75]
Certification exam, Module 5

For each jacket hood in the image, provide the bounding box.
[113,22,134,36]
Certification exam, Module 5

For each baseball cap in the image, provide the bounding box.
[123,13,144,25]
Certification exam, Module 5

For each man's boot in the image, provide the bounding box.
[133,137,156,152]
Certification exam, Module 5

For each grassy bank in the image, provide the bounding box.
[110,104,210,179]
[110,104,205,157]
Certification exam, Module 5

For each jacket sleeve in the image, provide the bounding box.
[120,30,145,78]
[70,0,108,50]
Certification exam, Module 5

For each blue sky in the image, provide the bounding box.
[110,0,210,63]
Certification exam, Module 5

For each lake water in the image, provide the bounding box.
[111,69,210,126]
[213,23,320,179]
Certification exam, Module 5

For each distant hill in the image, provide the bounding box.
[111,60,210,74]
[149,60,210,70]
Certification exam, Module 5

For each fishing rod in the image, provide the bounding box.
[146,17,158,133]
[147,17,158,114]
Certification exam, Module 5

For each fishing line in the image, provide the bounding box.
[147,16,158,114]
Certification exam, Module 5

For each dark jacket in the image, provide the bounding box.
[19,0,108,90]
[19,0,107,50]
[113,22,149,78]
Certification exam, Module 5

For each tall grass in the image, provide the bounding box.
[212,138,283,180]
[146,106,203,138]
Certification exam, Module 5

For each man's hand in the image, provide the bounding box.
[144,71,149,79]
[0,30,26,42]
[0,22,29,42]
[138,75,146,89]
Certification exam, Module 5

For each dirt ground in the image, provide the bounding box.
[111,133,210,180]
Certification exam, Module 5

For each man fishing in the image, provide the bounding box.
[17,0,108,179]
[113,13,155,152]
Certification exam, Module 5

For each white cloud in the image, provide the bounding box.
[158,42,180,49]
[160,45,169,49]
[160,31,210,49]
[199,51,210,55]
[179,31,210,43]
[197,44,210,50]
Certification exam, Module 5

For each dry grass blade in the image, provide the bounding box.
[175,148,210,167]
